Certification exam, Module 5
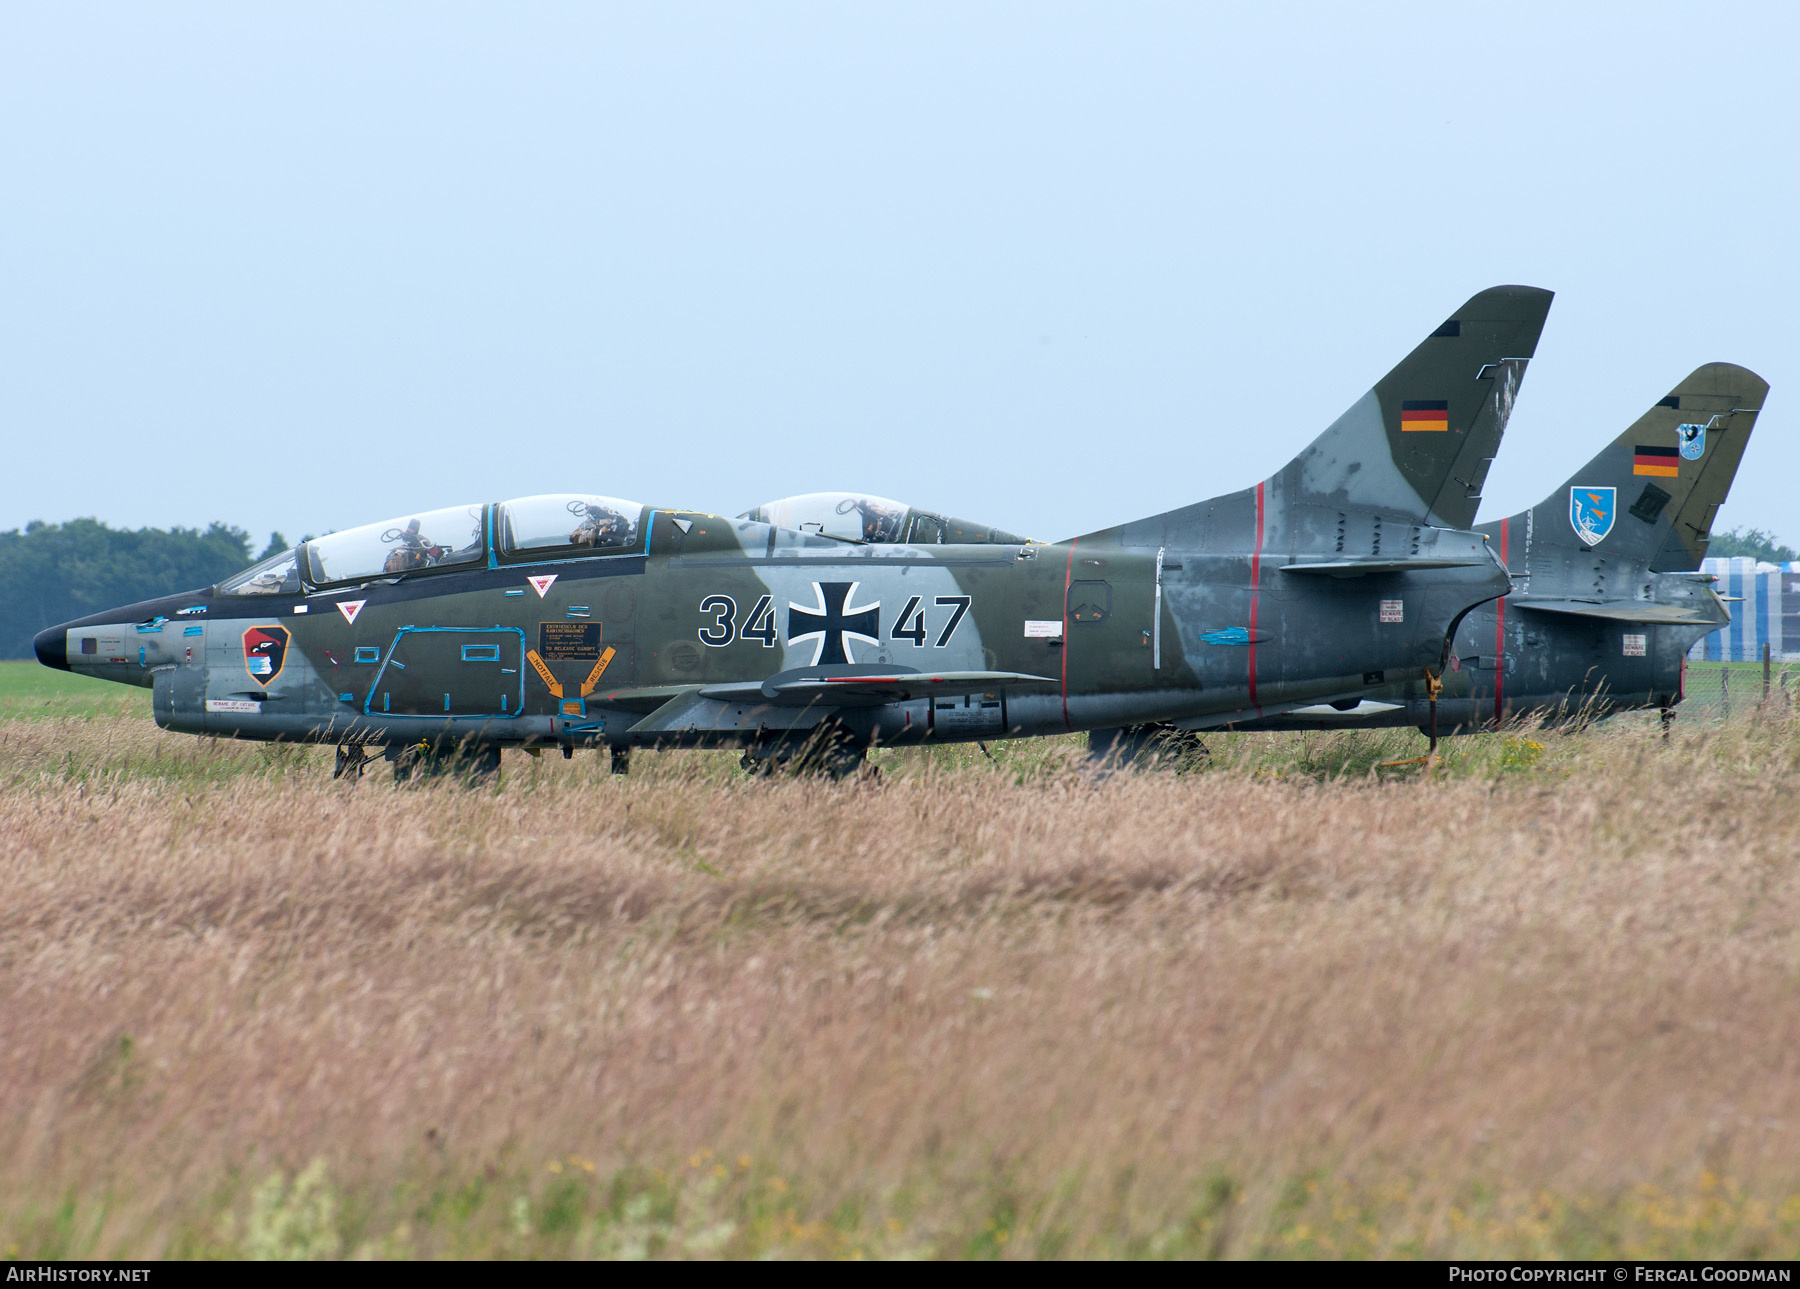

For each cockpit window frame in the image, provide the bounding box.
[492,494,651,568]
[215,547,304,597]
[298,503,492,592]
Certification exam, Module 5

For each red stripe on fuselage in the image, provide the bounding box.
[1248,481,1265,714]
[1061,537,1077,730]
[1494,516,1508,726]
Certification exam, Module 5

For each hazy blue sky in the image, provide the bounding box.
[3,3,1795,553]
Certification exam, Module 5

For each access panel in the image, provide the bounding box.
[366,627,527,719]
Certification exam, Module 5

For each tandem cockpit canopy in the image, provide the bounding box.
[496,494,641,556]
[302,503,488,586]
[739,492,1032,546]
[216,494,648,594]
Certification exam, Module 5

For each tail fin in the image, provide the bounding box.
[1504,364,1767,567]
[1648,364,1768,570]
[1275,285,1553,528]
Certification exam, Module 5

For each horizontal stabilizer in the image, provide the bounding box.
[1278,556,1496,578]
[700,667,1055,707]
[1510,597,1725,624]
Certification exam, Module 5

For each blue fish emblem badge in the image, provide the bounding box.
[1570,486,1617,547]
[1677,422,1706,461]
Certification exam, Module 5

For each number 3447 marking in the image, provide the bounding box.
[698,593,971,648]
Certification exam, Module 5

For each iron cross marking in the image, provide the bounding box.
[788,581,881,666]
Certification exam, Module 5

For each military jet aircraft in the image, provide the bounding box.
[33,285,1551,779]
[1191,362,1767,743]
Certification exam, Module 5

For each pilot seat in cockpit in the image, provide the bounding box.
[382,518,443,573]
[567,499,631,548]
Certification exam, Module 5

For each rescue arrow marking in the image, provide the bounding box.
[336,600,366,625]
[528,574,558,598]
[579,646,617,697]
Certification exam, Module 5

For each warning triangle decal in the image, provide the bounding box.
[528,574,558,599]
[336,599,366,625]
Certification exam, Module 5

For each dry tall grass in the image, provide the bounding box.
[4,712,1800,1258]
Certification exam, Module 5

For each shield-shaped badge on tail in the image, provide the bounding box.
[1570,486,1617,547]
[1677,422,1706,461]
[243,625,290,686]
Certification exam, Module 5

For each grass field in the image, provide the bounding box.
[5,660,1800,1258]
[0,660,150,721]
[1679,658,1800,713]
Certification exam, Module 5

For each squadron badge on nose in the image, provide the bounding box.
[243,625,291,685]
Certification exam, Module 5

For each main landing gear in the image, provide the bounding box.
[740,722,874,781]
[1085,724,1208,771]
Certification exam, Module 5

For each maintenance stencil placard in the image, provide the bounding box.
[539,621,602,661]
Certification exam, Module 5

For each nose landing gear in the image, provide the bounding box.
[333,743,374,780]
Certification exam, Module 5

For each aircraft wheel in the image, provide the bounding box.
[390,742,426,782]
[1087,724,1207,771]
[739,747,781,777]
[333,744,371,780]
[789,722,867,780]
[456,745,502,785]
[740,726,868,780]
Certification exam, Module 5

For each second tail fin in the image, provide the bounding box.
[1504,363,1767,569]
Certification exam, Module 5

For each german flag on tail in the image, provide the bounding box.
[1633,445,1679,477]
[1400,399,1449,431]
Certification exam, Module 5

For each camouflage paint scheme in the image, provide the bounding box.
[1219,363,1767,735]
[34,286,1551,773]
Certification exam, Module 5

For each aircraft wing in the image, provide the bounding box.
[698,669,1056,707]
[1278,557,1496,577]
[1509,597,1725,624]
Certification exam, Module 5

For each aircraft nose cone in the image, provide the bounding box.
[33,625,69,672]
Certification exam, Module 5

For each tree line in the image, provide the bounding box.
[1706,526,1799,565]
[0,520,286,661]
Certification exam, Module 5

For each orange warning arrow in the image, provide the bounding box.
[525,649,563,698]
[579,646,617,697]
